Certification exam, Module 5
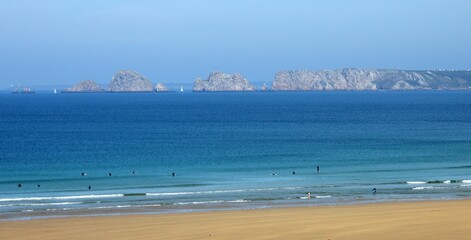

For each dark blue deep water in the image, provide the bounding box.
[1,92,470,220]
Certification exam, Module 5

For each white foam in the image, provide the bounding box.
[0,194,123,202]
[462,180,471,183]
[146,187,302,197]
[407,181,426,185]
[412,186,435,190]
[90,204,162,210]
[227,199,249,203]
[174,200,225,205]
[1,202,82,207]
[314,195,332,198]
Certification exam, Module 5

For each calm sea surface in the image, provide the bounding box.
[1,92,470,220]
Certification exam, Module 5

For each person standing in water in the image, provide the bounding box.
[316,166,320,173]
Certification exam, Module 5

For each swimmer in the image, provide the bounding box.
[108,172,112,177]
[172,172,175,177]
[292,171,296,175]
[88,185,91,190]
[18,183,22,188]
[372,188,377,195]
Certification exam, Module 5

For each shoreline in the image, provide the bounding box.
[1,196,466,222]
[1,199,471,239]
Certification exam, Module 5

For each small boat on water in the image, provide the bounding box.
[180,86,184,92]
[53,88,57,94]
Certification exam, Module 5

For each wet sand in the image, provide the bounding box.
[1,200,470,240]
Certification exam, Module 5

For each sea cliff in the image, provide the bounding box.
[271,69,471,91]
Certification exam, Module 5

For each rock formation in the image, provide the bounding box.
[155,83,170,92]
[63,80,104,92]
[109,70,153,92]
[260,83,269,91]
[192,72,256,92]
[271,69,471,91]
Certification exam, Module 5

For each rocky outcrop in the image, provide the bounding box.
[155,83,170,92]
[271,69,471,91]
[109,70,153,92]
[192,72,256,92]
[260,83,269,91]
[63,80,104,92]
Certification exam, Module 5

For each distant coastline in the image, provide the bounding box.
[8,68,471,93]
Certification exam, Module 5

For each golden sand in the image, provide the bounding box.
[1,200,470,240]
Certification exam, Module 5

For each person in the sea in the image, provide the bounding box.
[292,171,296,175]
[172,172,175,177]
[372,188,377,194]
[108,172,112,177]
[18,183,22,188]
[88,185,91,190]
[81,172,85,176]
[307,192,311,199]
[317,166,320,173]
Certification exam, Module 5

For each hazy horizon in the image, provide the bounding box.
[1,0,470,88]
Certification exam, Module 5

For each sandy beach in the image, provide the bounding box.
[1,200,470,240]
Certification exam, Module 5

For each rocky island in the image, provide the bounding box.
[155,83,170,92]
[109,70,154,92]
[193,72,256,92]
[63,80,104,93]
[271,69,471,91]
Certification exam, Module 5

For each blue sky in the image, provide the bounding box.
[1,0,470,87]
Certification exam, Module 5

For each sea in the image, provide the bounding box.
[1,91,470,220]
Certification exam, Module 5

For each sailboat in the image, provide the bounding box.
[180,86,184,92]
[53,88,57,94]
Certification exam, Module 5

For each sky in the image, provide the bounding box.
[1,0,470,88]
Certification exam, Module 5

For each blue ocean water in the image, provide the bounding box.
[0,91,470,220]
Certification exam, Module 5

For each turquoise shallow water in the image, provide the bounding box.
[0,91,470,220]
